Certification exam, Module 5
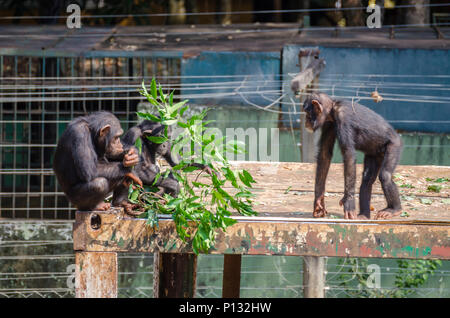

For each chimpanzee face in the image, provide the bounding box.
[105,128,125,157]
[141,121,170,156]
[303,100,321,132]
[98,123,124,159]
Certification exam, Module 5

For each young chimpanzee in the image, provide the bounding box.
[303,92,402,220]
[53,111,142,211]
[111,120,181,215]
[112,119,213,215]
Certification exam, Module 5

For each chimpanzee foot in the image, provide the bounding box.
[375,208,402,220]
[95,202,111,211]
[313,196,327,218]
[119,200,144,217]
[344,210,358,219]
[313,208,327,218]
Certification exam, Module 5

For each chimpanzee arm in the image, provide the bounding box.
[71,123,98,183]
[337,125,357,215]
[314,122,336,216]
[96,161,130,182]
[162,146,179,167]
[121,125,142,148]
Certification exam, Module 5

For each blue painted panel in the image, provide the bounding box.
[181,51,281,107]
[283,45,450,133]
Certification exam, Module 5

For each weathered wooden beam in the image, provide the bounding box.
[303,256,325,298]
[153,252,197,298]
[73,210,450,259]
[290,57,325,94]
[222,254,242,298]
[75,251,118,298]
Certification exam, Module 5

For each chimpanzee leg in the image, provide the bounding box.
[69,177,115,211]
[157,173,180,197]
[359,155,383,219]
[111,184,144,216]
[111,184,128,207]
[376,140,403,219]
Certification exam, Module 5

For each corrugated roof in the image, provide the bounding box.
[0,24,448,56]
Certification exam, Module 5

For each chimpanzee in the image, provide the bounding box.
[111,120,180,214]
[53,111,142,211]
[112,119,212,215]
[303,92,403,220]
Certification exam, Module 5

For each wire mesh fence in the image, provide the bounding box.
[0,52,181,219]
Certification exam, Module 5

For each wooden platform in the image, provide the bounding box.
[228,161,450,221]
[73,161,450,259]
[73,161,450,297]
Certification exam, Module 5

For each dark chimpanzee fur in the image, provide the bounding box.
[53,111,141,211]
[303,92,402,220]
[111,120,181,215]
[112,119,213,216]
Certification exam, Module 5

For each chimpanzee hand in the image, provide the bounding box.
[123,172,143,187]
[123,148,139,167]
[339,195,357,219]
[313,195,327,218]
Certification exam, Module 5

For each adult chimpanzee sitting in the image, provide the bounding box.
[53,111,142,211]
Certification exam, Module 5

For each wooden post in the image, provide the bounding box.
[153,251,197,298]
[302,256,325,298]
[75,251,118,298]
[291,48,325,163]
[222,254,242,298]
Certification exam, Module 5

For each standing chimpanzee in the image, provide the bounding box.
[53,111,142,211]
[111,120,181,215]
[303,92,402,220]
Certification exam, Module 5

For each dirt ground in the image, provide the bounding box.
[223,161,450,221]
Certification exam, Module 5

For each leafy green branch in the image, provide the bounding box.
[129,78,257,254]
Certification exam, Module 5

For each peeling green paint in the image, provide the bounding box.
[117,237,124,248]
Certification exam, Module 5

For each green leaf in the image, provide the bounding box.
[158,84,166,103]
[152,172,161,186]
[169,100,188,114]
[427,185,442,193]
[130,189,139,202]
[141,80,148,96]
[169,90,174,106]
[177,121,188,128]
[238,172,252,187]
[182,165,201,173]
[243,169,256,184]
[150,78,157,99]
[136,111,160,122]
[134,137,142,155]
[162,119,178,126]
[180,105,189,117]
[145,135,168,144]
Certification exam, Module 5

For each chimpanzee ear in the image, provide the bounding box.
[311,99,323,114]
[142,129,153,135]
[99,125,111,137]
